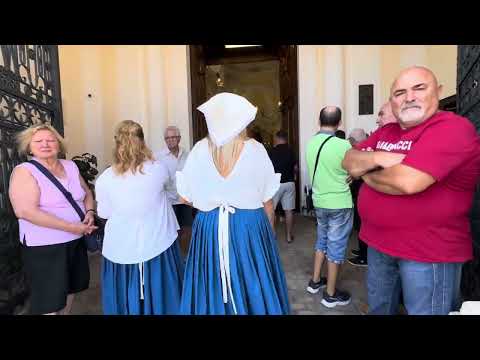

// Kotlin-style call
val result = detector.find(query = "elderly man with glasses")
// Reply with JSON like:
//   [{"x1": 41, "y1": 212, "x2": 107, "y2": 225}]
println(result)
[{"x1": 155, "y1": 126, "x2": 193, "y2": 257}]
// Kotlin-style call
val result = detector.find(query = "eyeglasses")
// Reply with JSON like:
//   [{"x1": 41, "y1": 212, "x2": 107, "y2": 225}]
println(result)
[{"x1": 165, "y1": 136, "x2": 180, "y2": 140}]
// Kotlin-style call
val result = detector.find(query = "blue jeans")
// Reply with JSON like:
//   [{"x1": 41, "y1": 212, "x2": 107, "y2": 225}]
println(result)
[
  {"x1": 367, "y1": 247, "x2": 463, "y2": 315},
  {"x1": 314, "y1": 208, "x2": 353, "y2": 264}
]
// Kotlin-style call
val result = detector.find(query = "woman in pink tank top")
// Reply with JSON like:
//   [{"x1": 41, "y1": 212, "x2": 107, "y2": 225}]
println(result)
[{"x1": 9, "y1": 124, "x2": 97, "y2": 315}]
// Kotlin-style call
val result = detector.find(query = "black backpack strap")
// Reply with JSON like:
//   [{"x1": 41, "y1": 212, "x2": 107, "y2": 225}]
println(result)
[
  {"x1": 28, "y1": 160, "x2": 85, "y2": 221},
  {"x1": 311, "y1": 135, "x2": 334, "y2": 185}
]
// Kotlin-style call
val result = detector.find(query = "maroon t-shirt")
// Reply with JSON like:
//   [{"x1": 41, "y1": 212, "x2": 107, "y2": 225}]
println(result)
[{"x1": 355, "y1": 111, "x2": 480, "y2": 263}]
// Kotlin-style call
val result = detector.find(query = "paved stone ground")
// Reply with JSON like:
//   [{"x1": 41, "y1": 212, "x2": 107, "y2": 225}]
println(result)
[
  {"x1": 71, "y1": 214, "x2": 367, "y2": 315},
  {"x1": 276, "y1": 214, "x2": 367, "y2": 315}
]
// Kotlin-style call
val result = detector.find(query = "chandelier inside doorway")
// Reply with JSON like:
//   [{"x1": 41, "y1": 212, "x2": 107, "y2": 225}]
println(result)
[{"x1": 215, "y1": 72, "x2": 224, "y2": 88}]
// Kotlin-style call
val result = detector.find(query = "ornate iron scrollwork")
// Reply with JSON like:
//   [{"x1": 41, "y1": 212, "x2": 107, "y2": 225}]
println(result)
[
  {"x1": 0, "y1": 45, "x2": 63, "y2": 133},
  {"x1": 458, "y1": 45, "x2": 480, "y2": 302}
]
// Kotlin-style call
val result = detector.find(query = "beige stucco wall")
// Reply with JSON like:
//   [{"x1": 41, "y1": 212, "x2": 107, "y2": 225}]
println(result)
[
  {"x1": 59, "y1": 45, "x2": 190, "y2": 172},
  {"x1": 344, "y1": 45, "x2": 382, "y2": 136},
  {"x1": 427, "y1": 45, "x2": 457, "y2": 97},
  {"x1": 380, "y1": 45, "x2": 456, "y2": 102}
]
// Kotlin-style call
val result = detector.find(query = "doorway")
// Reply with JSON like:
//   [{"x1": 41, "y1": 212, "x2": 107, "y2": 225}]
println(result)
[{"x1": 188, "y1": 45, "x2": 300, "y2": 209}]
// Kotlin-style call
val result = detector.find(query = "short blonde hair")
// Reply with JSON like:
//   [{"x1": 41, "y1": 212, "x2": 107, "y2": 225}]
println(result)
[
  {"x1": 16, "y1": 123, "x2": 67, "y2": 156},
  {"x1": 112, "y1": 120, "x2": 154, "y2": 175}
]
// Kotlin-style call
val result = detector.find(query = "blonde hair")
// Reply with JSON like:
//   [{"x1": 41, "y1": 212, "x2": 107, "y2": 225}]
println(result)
[
  {"x1": 208, "y1": 129, "x2": 248, "y2": 176},
  {"x1": 16, "y1": 123, "x2": 67, "y2": 156},
  {"x1": 112, "y1": 120, "x2": 153, "y2": 175}
]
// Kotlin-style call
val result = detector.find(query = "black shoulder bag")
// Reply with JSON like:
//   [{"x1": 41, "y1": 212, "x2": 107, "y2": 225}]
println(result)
[
  {"x1": 29, "y1": 159, "x2": 105, "y2": 252},
  {"x1": 305, "y1": 135, "x2": 334, "y2": 212}
]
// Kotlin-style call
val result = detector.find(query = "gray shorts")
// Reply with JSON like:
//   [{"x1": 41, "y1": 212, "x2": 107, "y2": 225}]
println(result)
[{"x1": 272, "y1": 182, "x2": 296, "y2": 211}]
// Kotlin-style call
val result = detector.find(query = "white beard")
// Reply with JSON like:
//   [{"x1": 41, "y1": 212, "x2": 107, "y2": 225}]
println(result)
[{"x1": 399, "y1": 107, "x2": 424, "y2": 123}]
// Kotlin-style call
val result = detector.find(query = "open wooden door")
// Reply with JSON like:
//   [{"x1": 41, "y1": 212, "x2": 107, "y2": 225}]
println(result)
[
  {"x1": 278, "y1": 45, "x2": 300, "y2": 210},
  {"x1": 189, "y1": 45, "x2": 208, "y2": 145},
  {"x1": 189, "y1": 45, "x2": 300, "y2": 210}
]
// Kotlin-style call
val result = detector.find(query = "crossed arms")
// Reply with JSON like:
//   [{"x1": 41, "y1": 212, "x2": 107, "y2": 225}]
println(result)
[{"x1": 342, "y1": 149, "x2": 435, "y2": 195}]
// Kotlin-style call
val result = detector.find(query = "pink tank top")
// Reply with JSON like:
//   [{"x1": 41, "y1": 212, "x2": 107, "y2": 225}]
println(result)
[{"x1": 18, "y1": 158, "x2": 86, "y2": 246}]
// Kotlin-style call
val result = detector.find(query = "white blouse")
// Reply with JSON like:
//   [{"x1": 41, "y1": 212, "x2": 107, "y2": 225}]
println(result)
[
  {"x1": 154, "y1": 146, "x2": 189, "y2": 206},
  {"x1": 95, "y1": 160, "x2": 179, "y2": 265},
  {"x1": 176, "y1": 138, "x2": 280, "y2": 211},
  {"x1": 176, "y1": 138, "x2": 280, "y2": 313}
]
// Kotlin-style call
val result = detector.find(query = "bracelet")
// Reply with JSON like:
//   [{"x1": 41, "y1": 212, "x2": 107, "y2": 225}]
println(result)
[{"x1": 86, "y1": 209, "x2": 96, "y2": 214}]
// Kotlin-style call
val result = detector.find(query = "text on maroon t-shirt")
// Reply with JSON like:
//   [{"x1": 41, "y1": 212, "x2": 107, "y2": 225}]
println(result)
[{"x1": 354, "y1": 111, "x2": 480, "y2": 263}]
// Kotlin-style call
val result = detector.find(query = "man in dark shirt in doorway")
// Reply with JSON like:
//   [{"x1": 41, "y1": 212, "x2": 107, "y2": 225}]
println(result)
[
  {"x1": 346, "y1": 128, "x2": 369, "y2": 267},
  {"x1": 269, "y1": 130, "x2": 298, "y2": 243}
]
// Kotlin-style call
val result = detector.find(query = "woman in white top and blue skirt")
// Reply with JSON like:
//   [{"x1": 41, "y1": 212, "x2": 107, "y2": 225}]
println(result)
[
  {"x1": 95, "y1": 120, "x2": 183, "y2": 315},
  {"x1": 177, "y1": 93, "x2": 290, "y2": 315}
]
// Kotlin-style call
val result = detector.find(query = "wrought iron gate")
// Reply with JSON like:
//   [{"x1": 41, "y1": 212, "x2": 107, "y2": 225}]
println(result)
[
  {"x1": 457, "y1": 45, "x2": 480, "y2": 301},
  {"x1": 0, "y1": 45, "x2": 64, "y2": 313}
]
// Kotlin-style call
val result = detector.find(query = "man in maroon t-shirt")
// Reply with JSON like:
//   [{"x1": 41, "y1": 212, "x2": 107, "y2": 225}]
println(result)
[{"x1": 342, "y1": 66, "x2": 480, "y2": 315}]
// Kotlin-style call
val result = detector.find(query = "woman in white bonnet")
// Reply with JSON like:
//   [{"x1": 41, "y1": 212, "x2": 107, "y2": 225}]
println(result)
[{"x1": 177, "y1": 93, "x2": 290, "y2": 315}]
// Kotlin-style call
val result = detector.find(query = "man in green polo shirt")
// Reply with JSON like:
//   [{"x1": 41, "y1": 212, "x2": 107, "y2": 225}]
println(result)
[{"x1": 305, "y1": 106, "x2": 353, "y2": 308}]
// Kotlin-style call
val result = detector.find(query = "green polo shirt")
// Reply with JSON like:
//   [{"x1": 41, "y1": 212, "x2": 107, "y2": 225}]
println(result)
[{"x1": 306, "y1": 133, "x2": 352, "y2": 209}]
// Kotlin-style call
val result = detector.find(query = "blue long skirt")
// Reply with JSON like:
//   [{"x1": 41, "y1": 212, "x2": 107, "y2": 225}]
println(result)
[
  {"x1": 180, "y1": 208, "x2": 290, "y2": 315},
  {"x1": 102, "y1": 241, "x2": 184, "y2": 315}
]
